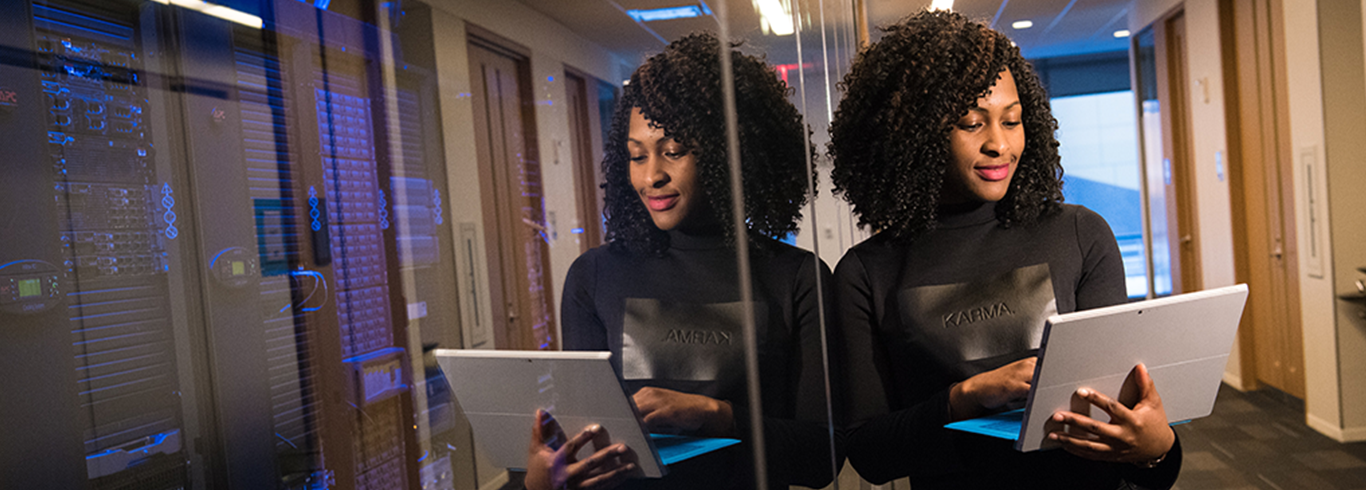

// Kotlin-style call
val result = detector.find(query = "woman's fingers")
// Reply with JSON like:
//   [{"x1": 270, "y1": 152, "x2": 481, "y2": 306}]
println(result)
[
  {"x1": 557, "y1": 424, "x2": 603, "y2": 461},
  {"x1": 569, "y1": 444, "x2": 627, "y2": 474},
  {"x1": 1076, "y1": 387, "x2": 1136, "y2": 425},
  {"x1": 1051, "y1": 409, "x2": 1125, "y2": 441},
  {"x1": 1049, "y1": 431, "x2": 1120, "y2": 461},
  {"x1": 1133, "y1": 363, "x2": 1164, "y2": 409},
  {"x1": 575, "y1": 461, "x2": 638, "y2": 490},
  {"x1": 531, "y1": 410, "x2": 567, "y2": 452}
]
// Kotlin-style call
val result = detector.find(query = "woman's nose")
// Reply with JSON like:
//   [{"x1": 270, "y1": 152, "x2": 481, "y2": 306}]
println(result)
[
  {"x1": 981, "y1": 125, "x2": 1009, "y2": 157},
  {"x1": 643, "y1": 157, "x2": 670, "y2": 187}
]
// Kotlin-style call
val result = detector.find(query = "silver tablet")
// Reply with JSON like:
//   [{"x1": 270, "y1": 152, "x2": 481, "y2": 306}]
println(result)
[
  {"x1": 435, "y1": 349, "x2": 667, "y2": 477},
  {"x1": 946, "y1": 284, "x2": 1249, "y2": 451}
]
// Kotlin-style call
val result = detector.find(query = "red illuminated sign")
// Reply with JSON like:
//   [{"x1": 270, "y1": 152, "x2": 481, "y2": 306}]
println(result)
[{"x1": 0, "y1": 88, "x2": 17, "y2": 109}]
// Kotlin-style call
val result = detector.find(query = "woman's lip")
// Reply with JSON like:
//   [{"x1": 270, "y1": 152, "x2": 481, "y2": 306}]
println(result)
[
  {"x1": 646, "y1": 194, "x2": 679, "y2": 211},
  {"x1": 975, "y1": 164, "x2": 1011, "y2": 181}
]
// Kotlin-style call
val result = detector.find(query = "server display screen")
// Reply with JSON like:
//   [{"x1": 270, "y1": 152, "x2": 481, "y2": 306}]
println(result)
[{"x1": 17, "y1": 278, "x2": 39, "y2": 298}]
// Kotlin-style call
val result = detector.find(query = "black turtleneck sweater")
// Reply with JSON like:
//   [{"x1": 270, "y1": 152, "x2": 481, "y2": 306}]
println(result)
[
  {"x1": 835, "y1": 202, "x2": 1181, "y2": 489},
  {"x1": 560, "y1": 230, "x2": 838, "y2": 489}
]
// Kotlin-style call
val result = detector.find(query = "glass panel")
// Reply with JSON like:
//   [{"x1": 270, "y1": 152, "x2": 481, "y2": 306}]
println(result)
[
  {"x1": 1133, "y1": 27, "x2": 1174, "y2": 297},
  {"x1": 1054, "y1": 90, "x2": 1149, "y2": 299},
  {"x1": 0, "y1": 1, "x2": 852, "y2": 489}
]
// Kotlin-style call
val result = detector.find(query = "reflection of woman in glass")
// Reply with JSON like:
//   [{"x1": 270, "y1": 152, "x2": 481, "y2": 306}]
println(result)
[
  {"x1": 829, "y1": 10, "x2": 1180, "y2": 490},
  {"x1": 525, "y1": 32, "x2": 836, "y2": 490}
]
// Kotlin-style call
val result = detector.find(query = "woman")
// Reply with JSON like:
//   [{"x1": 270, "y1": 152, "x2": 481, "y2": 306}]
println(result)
[
  {"x1": 828, "y1": 10, "x2": 1180, "y2": 490},
  {"x1": 524, "y1": 33, "x2": 837, "y2": 490}
]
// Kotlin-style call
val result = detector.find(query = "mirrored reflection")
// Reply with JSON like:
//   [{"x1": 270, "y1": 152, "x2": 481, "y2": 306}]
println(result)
[{"x1": 0, "y1": 0, "x2": 851, "y2": 489}]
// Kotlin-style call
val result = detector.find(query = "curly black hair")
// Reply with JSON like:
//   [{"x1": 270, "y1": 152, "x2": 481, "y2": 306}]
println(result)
[
  {"x1": 828, "y1": 9, "x2": 1063, "y2": 241},
  {"x1": 602, "y1": 32, "x2": 815, "y2": 255}
]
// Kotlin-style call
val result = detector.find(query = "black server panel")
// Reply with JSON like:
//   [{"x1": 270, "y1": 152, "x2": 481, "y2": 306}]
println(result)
[{"x1": 2, "y1": 1, "x2": 188, "y2": 488}]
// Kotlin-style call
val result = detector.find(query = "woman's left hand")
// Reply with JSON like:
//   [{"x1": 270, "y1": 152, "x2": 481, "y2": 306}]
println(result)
[
  {"x1": 632, "y1": 387, "x2": 733, "y2": 437},
  {"x1": 1046, "y1": 363, "x2": 1176, "y2": 465}
]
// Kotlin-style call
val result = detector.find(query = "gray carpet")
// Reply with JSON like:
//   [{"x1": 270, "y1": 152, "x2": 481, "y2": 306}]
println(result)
[{"x1": 1172, "y1": 384, "x2": 1366, "y2": 490}]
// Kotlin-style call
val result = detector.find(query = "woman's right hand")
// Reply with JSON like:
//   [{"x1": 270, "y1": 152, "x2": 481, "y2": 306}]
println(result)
[
  {"x1": 948, "y1": 357, "x2": 1036, "y2": 421},
  {"x1": 525, "y1": 410, "x2": 641, "y2": 490}
]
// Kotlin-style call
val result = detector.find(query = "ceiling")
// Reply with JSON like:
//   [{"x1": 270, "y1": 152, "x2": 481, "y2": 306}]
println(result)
[
  {"x1": 516, "y1": 0, "x2": 1135, "y2": 66},
  {"x1": 866, "y1": 0, "x2": 1134, "y2": 59}
]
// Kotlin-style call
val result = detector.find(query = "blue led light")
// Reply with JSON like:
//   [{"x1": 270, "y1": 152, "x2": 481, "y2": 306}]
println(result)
[
  {"x1": 308, "y1": 186, "x2": 322, "y2": 232},
  {"x1": 571, "y1": 228, "x2": 584, "y2": 234},
  {"x1": 627, "y1": 6, "x2": 703, "y2": 22},
  {"x1": 378, "y1": 189, "x2": 390, "y2": 230},
  {"x1": 431, "y1": 188, "x2": 444, "y2": 225},
  {"x1": 161, "y1": 183, "x2": 178, "y2": 240}
]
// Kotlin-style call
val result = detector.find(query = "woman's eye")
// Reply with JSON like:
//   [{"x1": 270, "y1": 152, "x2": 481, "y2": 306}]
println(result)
[
  {"x1": 629, "y1": 155, "x2": 646, "y2": 163},
  {"x1": 1003, "y1": 120, "x2": 1022, "y2": 128},
  {"x1": 957, "y1": 123, "x2": 982, "y2": 131}
]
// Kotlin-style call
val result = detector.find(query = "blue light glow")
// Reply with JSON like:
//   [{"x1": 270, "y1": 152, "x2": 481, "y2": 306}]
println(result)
[{"x1": 627, "y1": 6, "x2": 704, "y2": 22}]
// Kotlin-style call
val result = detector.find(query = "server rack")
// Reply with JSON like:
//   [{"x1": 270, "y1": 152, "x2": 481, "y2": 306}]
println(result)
[
  {"x1": 0, "y1": 1, "x2": 194, "y2": 489},
  {"x1": 0, "y1": 1, "x2": 465, "y2": 488}
]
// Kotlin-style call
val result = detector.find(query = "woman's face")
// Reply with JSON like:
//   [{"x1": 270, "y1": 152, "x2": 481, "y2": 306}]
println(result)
[
  {"x1": 942, "y1": 68, "x2": 1025, "y2": 204},
  {"x1": 628, "y1": 108, "x2": 706, "y2": 231}
]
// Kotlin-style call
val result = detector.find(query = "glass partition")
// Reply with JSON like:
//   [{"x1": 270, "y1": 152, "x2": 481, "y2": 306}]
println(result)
[{"x1": 0, "y1": 1, "x2": 856, "y2": 489}]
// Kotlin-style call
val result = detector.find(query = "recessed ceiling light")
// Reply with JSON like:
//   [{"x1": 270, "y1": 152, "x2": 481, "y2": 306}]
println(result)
[
  {"x1": 626, "y1": 6, "x2": 705, "y2": 23},
  {"x1": 930, "y1": 0, "x2": 954, "y2": 11},
  {"x1": 152, "y1": 0, "x2": 262, "y2": 28},
  {"x1": 753, "y1": 0, "x2": 794, "y2": 36},
  {"x1": 1012, "y1": 20, "x2": 1033, "y2": 29},
  {"x1": 1114, "y1": 29, "x2": 1131, "y2": 38}
]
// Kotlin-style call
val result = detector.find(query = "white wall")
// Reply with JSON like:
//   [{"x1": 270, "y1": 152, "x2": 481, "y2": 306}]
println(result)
[
  {"x1": 1283, "y1": 0, "x2": 1343, "y2": 441},
  {"x1": 1315, "y1": 0, "x2": 1366, "y2": 441}
]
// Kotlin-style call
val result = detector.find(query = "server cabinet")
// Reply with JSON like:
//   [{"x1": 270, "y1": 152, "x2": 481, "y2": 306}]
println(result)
[
  {"x1": 0, "y1": 1, "x2": 465, "y2": 489},
  {"x1": 1, "y1": 1, "x2": 193, "y2": 489}
]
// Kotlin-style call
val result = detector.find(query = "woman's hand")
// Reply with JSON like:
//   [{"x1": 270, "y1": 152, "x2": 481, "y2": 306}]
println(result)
[
  {"x1": 525, "y1": 410, "x2": 641, "y2": 490},
  {"x1": 949, "y1": 357, "x2": 1036, "y2": 421},
  {"x1": 631, "y1": 387, "x2": 734, "y2": 437},
  {"x1": 1047, "y1": 363, "x2": 1176, "y2": 465}
]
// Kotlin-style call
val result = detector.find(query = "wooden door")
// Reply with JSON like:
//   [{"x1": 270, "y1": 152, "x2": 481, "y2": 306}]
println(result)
[
  {"x1": 565, "y1": 71, "x2": 604, "y2": 253},
  {"x1": 1221, "y1": 0, "x2": 1305, "y2": 398},
  {"x1": 467, "y1": 38, "x2": 557, "y2": 351}
]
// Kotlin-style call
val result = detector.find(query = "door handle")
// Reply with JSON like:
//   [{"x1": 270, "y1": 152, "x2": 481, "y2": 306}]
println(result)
[{"x1": 508, "y1": 301, "x2": 518, "y2": 323}]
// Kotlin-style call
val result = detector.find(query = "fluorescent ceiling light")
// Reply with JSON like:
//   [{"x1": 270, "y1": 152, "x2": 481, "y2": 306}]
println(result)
[
  {"x1": 1113, "y1": 29, "x2": 1131, "y2": 38},
  {"x1": 929, "y1": 0, "x2": 954, "y2": 11},
  {"x1": 151, "y1": 0, "x2": 263, "y2": 29},
  {"x1": 752, "y1": 0, "x2": 794, "y2": 36},
  {"x1": 626, "y1": 6, "x2": 704, "y2": 23},
  {"x1": 1011, "y1": 20, "x2": 1033, "y2": 29}
]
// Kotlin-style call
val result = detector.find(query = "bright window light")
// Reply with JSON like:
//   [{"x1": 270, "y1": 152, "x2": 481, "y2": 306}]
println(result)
[
  {"x1": 930, "y1": 0, "x2": 954, "y2": 11},
  {"x1": 752, "y1": 0, "x2": 794, "y2": 36},
  {"x1": 1012, "y1": 20, "x2": 1033, "y2": 29},
  {"x1": 626, "y1": 6, "x2": 704, "y2": 23},
  {"x1": 151, "y1": 0, "x2": 263, "y2": 29},
  {"x1": 1114, "y1": 29, "x2": 1131, "y2": 38}
]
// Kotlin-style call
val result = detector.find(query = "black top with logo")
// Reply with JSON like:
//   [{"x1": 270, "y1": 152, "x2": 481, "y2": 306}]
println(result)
[
  {"x1": 835, "y1": 202, "x2": 1181, "y2": 490},
  {"x1": 561, "y1": 230, "x2": 836, "y2": 490}
]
